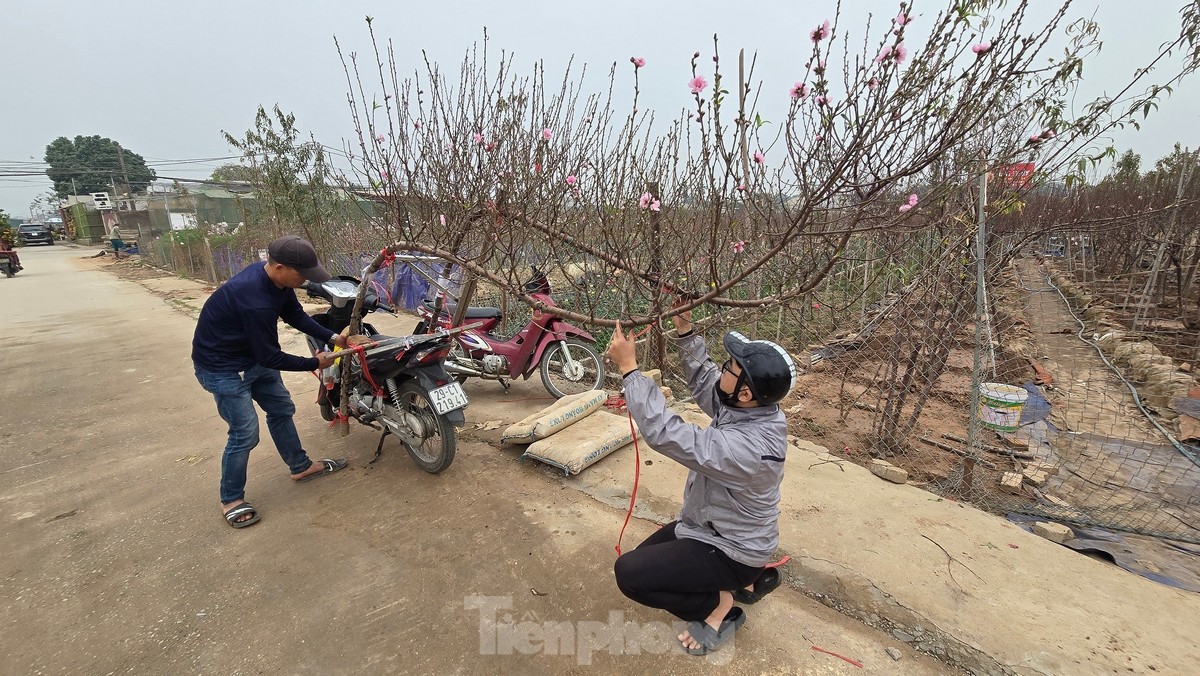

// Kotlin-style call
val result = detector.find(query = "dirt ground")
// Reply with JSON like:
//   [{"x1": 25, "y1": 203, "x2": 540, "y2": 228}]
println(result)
[{"x1": 0, "y1": 245, "x2": 954, "y2": 675}]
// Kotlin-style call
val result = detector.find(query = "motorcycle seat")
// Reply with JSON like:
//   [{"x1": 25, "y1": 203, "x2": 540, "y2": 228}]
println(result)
[{"x1": 423, "y1": 299, "x2": 502, "y2": 320}]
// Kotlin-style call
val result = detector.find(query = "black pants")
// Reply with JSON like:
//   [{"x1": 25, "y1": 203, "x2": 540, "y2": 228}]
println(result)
[{"x1": 613, "y1": 521, "x2": 763, "y2": 622}]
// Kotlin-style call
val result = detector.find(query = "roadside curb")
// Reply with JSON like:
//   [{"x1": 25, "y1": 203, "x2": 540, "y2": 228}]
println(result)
[{"x1": 780, "y1": 551, "x2": 1006, "y2": 674}]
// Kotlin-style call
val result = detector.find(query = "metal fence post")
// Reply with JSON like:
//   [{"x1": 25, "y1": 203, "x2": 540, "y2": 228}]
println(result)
[{"x1": 964, "y1": 162, "x2": 990, "y2": 492}]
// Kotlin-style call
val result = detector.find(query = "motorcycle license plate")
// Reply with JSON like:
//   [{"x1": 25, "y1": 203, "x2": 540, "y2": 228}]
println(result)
[{"x1": 429, "y1": 382, "x2": 469, "y2": 415}]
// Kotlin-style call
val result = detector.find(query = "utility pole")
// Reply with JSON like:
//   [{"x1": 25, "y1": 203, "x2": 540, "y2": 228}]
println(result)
[
  {"x1": 116, "y1": 142, "x2": 131, "y2": 205},
  {"x1": 110, "y1": 172, "x2": 123, "y2": 234}
]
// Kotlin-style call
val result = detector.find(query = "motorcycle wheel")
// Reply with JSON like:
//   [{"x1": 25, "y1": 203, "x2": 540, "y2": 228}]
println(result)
[
  {"x1": 388, "y1": 379, "x2": 456, "y2": 474},
  {"x1": 539, "y1": 338, "x2": 604, "y2": 399}
]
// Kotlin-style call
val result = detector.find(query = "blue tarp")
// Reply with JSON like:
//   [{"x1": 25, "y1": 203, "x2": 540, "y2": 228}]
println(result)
[{"x1": 1019, "y1": 381, "x2": 1052, "y2": 426}]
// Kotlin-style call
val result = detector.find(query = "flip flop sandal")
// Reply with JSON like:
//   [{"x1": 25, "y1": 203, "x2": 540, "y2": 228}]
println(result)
[
  {"x1": 224, "y1": 503, "x2": 260, "y2": 529},
  {"x1": 733, "y1": 567, "x2": 782, "y2": 604},
  {"x1": 683, "y1": 607, "x2": 746, "y2": 656},
  {"x1": 296, "y1": 458, "x2": 348, "y2": 482}
]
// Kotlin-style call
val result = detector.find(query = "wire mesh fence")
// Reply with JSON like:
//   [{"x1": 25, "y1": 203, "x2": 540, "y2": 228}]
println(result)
[{"x1": 716, "y1": 229, "x2": 1200, "y2": 545}]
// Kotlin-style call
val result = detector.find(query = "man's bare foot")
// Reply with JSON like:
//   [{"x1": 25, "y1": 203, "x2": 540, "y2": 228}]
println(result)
[
  {"x1": 222, "y1": 500, "x2": 253, "y2": 524},
  {"x1": 679, "y1": 590, "x2": 735, "y2": 651}
]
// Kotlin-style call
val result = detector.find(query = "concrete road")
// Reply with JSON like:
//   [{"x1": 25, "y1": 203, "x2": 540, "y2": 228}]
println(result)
[{"x1": 0, "y1": 244, "x2": 954, "y2": 675}]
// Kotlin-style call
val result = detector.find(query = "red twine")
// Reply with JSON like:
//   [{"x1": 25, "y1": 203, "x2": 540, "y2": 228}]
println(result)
[
  {"x1": 614, "y1": 405, "x2": 641, "y2": 557},
  {"x1": 811, "y1": 646, "x2": 863, "y2": 668}
]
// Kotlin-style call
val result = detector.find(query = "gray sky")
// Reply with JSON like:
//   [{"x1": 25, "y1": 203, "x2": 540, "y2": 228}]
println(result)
[{"x1": 3, "y1": 0, "x2": 1193, "y2": 217}]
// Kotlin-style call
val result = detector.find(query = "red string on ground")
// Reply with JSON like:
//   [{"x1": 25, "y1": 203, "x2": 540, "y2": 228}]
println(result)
[
  {"x1": 603, "y1": 394, "x2": 628, "y2": 412},
  {"x1": 811, "y1": 646, "x2": 863, "y2": 668},
  {"x1": 765, "y1": 554, "x2": 791, "y2": 569}
]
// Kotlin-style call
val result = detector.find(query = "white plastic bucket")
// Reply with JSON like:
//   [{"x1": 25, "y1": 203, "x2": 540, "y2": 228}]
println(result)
[{"x1": 978, "y1": 383, "x2": 1028, "y2": 432}]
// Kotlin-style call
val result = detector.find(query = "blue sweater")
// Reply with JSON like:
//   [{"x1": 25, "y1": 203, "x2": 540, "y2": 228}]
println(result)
[{"x1": 192, "y1": 263, "x2": 335, "y2": 372}]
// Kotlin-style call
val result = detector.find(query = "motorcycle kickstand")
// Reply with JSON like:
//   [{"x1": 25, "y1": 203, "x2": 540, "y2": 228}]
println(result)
[
  {"x1": 371, "y1": 428, "x2": 391, "y2": 464},
  {"x1": 499, "y1": 378, "x2": 512, "y2": 393}
]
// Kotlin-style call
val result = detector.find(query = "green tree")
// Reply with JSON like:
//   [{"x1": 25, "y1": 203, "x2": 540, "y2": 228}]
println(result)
[
  {"x1": 43, "y1": 135, "x2": 156, "y2": 197},
  {"x1": 210, "y1": 163, "x2": 257, "y2": 183},
  {"x1": 1108, "y1": 149, "x2": 1142, "y2": 184},
  {"x1": 223, "y1": 105, "x2": 343, "y2": 243}
]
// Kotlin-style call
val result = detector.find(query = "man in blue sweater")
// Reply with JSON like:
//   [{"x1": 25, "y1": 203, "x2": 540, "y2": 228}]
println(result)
[{"x1": 193, "y1": 236, "x2": 350, "y2": 528}]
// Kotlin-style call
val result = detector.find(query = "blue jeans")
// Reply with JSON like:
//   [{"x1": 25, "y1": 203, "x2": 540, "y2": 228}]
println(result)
[{"x1": 195, "y1": 365, "x2": 314, "y2": 503}]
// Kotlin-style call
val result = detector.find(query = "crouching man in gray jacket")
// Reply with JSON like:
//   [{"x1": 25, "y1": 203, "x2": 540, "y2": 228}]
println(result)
[{"x1": 608, "y1": 309, "x2": 797, "y2": 656}]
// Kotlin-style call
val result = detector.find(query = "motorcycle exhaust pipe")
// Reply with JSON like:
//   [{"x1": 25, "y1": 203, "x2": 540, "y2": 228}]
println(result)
[{"x1": 445, "y1": 361, "x2": 485, "y2": 378}]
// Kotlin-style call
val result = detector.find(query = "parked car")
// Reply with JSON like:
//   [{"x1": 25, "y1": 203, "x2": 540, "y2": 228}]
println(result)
[{"x1": 17, "y1": 223, "x2": 54, "y2": 246}]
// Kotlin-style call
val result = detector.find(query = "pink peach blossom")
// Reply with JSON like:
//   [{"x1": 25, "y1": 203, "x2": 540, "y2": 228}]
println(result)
[
  {"x1": 542, "y1": 128, "x2": 552, "y2": 141},
  {"x1": 630, "y1": 56, "x2": 646, "y2": 68},
  {"x1": 894, "y1": 43, "x2": 908, "y2": 64},
  {"x1": 753, "y1": 151, "x2": 765, "y2": 165},
  {"x1": 898, "y1": 204, "x2": 912, "y2": 213},
  {"x1": 534, "y1": 162, "x2": 542, "y2": 173},
  {"x1": 790, "y1": 82, "x2": 809, "y2": 100},
  {"x1": 439, "y1": 214, "x2": 446, "y2": 226},
  {"x1": 810, "y1": 20, "x2": 831, "y2": 43},
  {"x1": 732, "y1": 240, "x2": 746, "y2": 254},
  {"x1": 566, "y1": 175, "x2": 578, "y2": 186},
  {"x1": 972, "y1": 41, "x2": 992, "y2": 55},
  {"x1": 639, "y1": 192, "x2": 652, "y2": 209},
  {"x1": 895, "y1": 11, "x2": 910, "y2": 27},
  {"x1": 473, "y1": 133, "x2": 484, "y2": 145},
  {"x1": 908, "y1": 193, "x2": 919, "y2": 206},
  {"x1": 868, "y1": 77, "x2": 880, "y2": 90},
  {"x1": 689, "y1": 76, "x2": 708, "y2": 94},
  {"x1": 650, "y1": 199, "x2": 661, "y2": 212}
]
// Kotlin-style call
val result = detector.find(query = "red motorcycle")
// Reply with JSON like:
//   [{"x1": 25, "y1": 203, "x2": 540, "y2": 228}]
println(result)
[{"x1": 415, "y1": 267, "x2": 605, "y2": 399}]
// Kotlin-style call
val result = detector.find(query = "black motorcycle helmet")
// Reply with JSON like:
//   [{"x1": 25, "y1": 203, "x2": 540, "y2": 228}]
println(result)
[{"x1": 722, "y1": 331, "x2": 797, "y2": 406}]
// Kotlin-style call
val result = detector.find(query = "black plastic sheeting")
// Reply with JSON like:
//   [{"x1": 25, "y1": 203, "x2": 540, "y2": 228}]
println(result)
[{"x1": 1007, "y1": 513, "x2": 1200, "y2": 593}]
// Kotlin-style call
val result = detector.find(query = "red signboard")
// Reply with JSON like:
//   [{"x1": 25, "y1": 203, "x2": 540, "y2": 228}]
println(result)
[{"x1": 994, "y1": 163, "x2": 1035, "y2": 190}]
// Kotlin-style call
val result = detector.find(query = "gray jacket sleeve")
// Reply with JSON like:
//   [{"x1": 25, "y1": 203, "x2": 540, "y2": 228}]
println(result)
[
  {"x1": 623, "y1": 373, "x2": 763, "y2": 485},
  {"x1": 677, "y1": 333, "x2": 722, "y2": 418}
]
